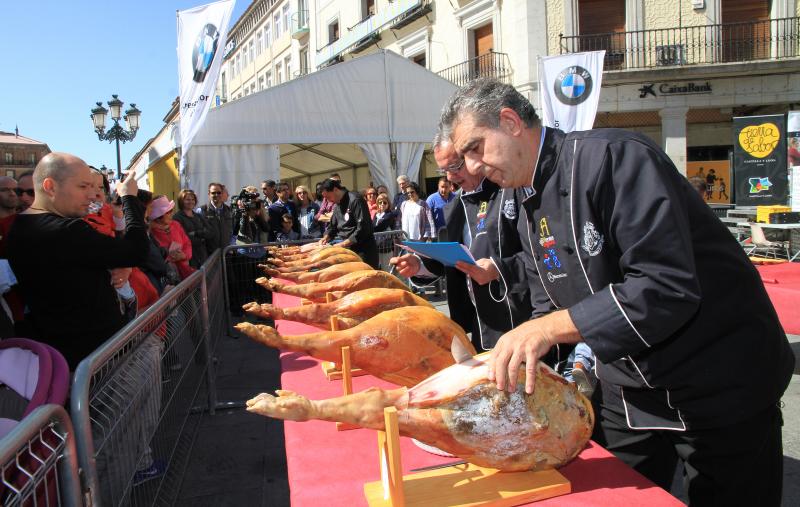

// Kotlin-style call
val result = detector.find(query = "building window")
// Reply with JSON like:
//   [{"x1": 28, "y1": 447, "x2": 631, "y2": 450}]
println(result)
[
  {"x1": 4, "y1": 153, "x2": 11, "y2": 164},
  {"x1": 236, "y1": 53, "x2": 242, "y2": 75},
  {"x1": 249, "y1": 40, "x2": 254, "y2": 63},
  {"x1": 265, "y1": 23, "x2": 271, "y2": 46},
  {"x1": 285, "y1": 56, "x2": 292, "y2": 79},
  {"x1": 328, "y1": 19, "x2": 339, "y2": 43},
  {"x1": 276, "y1": 62, "x2": 283, "y2": 84},
  {"x1": 250, "y1": 83, "x2": 256, "y2": 94},
  {"x1": 283, "y1": 4, "x2": 290, "y2": 33},
  {"x1": 266, "y1": 71, "x2": 272, "y2": 87},
  {"x1": 29, "y1": 153, "x2": 35, "y2": 164},
  {"x1": 256, "y1": 30, "x2": 262, "y2": 56},
  {"x1": 364, "y1": 0, "x2": 376, "y2": 18},
  {"x1": 259, "y1": 75, "x2": 265, "y2": 90},
  {"x1": 299, "y1": 47, "x2": 309, "y2": 75},
  {"x1": 274, "y1": 13, "x2": 281, "y2": 38},
  {"x1": 222, "y1": 71, "x2": 227, "y2": 99}
]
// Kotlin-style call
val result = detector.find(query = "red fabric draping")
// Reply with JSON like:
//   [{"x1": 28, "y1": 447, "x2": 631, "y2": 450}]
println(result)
[
  {"x1": 757, "y1": 263, "x2": 800, "y2": 335},
  {"x1": 272, "y1": 291, "x2": 682, "y2": 507}
]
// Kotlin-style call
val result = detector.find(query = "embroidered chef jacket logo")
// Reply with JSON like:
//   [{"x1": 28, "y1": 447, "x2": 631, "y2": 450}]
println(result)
[
  {"x1": 502, "y1": 199, "x2": 517, "y2": 220},
  {"x1": 581, "y1": 221, "x2": 604, "y2": 256},
  {"x1": 476, "y1": 201, "x2": 488, "y2": 230},
  {"x1": 538, "y1": 217, "x2": 562, "y2": 270},
  {"x1": 547, "y1": 272, "x2": 568, "y2": 283},
  {"x1": 344, "y1": 212, "x2": 350, "y2": 221}
]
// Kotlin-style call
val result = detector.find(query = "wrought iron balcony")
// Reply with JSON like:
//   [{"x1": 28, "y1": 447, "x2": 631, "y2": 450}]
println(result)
[
  {"x1": 291, "y1": 10, "x2": 309, "y2": 39},
  {"x1": 560, "y1": 17, "x2": 800, "y2": 71},
  {"x1": 436, "y1": 51, "x2": 512, "y2": 87}
]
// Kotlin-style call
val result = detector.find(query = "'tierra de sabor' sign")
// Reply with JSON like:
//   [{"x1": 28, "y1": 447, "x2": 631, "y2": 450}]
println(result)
[{"x1": 637, "y1": 82, "x2": 712, "y2": 98}]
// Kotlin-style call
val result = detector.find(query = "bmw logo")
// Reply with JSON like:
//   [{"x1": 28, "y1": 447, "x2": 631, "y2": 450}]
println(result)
[
  {"x1": 192, "y1": 23, "x2": 220, "y2": 83},
  {"x1": 553, "y1": 66, "x2": 593, "y2": 106}
]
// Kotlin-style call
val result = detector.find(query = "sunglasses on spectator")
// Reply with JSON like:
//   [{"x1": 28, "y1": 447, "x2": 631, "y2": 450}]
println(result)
[
  {"x1": 366, "y1": 192, "x2": 376, "y2": 196},
  {"x1": 377, "y1": 200, "x2": 389, "y2": 205},
  {"x1": 210, "y1": 191, "x2": 222, "y2": 195},
  {"x1": 296, "y1": 190, "x2": 307, "y2": 194},
  {"x1": 14, "y1": 188, "x2": 34, "y2": 197},
  {"x1": 405, "y1": 190, "x2": 417, "y2": 196}
]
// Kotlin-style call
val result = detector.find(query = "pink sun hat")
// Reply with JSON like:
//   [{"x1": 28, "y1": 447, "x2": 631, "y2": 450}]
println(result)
[{"x1": 149, "y1": 196, "x2": 175, "y2": 220}]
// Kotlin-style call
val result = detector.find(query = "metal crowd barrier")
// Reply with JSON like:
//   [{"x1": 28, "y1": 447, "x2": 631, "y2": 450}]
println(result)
[
  {"x1": 70, "y1": 261, "x2": 216, "y2": 507},
  {"x1": 0, "y1": 405, "x2": 81, "y2": 506}
]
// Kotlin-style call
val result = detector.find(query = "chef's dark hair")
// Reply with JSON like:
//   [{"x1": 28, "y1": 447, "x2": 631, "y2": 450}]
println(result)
[
  {"x1": 439, "y1": 78, "x2": 540, "y2": 136},
  {"x1": 320, "y1": 178, "x2": 344, "y2": 192}
]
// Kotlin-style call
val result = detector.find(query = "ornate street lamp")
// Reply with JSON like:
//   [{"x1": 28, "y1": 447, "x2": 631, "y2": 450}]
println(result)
[{"x1": 90, "y1": 95, "x2": 141, "y2": 180}]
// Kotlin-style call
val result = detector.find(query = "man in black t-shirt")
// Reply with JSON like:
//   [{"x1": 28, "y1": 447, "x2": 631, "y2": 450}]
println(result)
[{"x1": 7, "y1": 153, "x2": 149, "y2": 369}]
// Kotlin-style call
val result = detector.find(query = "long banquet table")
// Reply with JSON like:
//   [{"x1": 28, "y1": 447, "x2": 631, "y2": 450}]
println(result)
[{"x1": 271, "y1": 291, "x2": 683, "y2": 506}]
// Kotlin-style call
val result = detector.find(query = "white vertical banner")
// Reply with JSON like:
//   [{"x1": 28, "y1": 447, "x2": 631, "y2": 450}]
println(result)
[
  {"x1": 177, "y1": 0, "x2": 236, "y2": 177},
  {"x1": 538, "y1": 51, "x2": 605, "y2": 133}
]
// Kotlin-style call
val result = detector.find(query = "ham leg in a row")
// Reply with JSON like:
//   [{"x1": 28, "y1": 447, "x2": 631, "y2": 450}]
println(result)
[
  {"x1": 247, "y1": 351, "x2": 594, "y2": 472},
  {"x1": 236, "y1": 306, "x2": 476, "y2": 387},
  {"x1": 243, "y1": 288, "x2": 432, "y2": 329},
  {"x1": 257, "y1": 270, "x2": 409, "y2": 302},
  {"x1": 259, "y1": 261, "x2": 372, "y2": 284},
  {"x1": 267, "y1": 246, "x2": 356, "y2": 267}
]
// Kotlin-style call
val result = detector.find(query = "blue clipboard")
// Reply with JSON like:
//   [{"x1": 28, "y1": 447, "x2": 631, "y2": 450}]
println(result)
[{"x1": 399, "y1": 241, "x2": 476, "y2": 267}]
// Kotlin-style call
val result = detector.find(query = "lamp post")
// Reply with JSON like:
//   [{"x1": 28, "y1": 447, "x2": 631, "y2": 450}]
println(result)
[{"x1": 90, "y1": 95, "x2": 141, "y2": 180}]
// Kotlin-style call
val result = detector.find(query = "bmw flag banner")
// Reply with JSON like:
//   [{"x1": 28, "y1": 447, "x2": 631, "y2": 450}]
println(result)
[
  {"x1": 538, "y1": 51, "x2": 605, "y2": 133},
  {"x1": 177, "y1": 0, "x2": 235, "y2": 174}
]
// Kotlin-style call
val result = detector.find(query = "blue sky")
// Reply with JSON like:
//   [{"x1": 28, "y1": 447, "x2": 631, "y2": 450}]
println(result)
[{"x1": 1, "y1": 0, "x2": 248, "y2": 173}]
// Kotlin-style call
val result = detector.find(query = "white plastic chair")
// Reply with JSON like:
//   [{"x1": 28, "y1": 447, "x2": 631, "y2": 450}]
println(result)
[{"x1": 748, "y1": 223, "x2": 791, "y2": 259}]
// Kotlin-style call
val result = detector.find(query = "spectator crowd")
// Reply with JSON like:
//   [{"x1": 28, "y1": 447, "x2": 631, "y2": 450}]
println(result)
[{"x1": 0, "y1": 154, "x2": 453, "y2": 372}]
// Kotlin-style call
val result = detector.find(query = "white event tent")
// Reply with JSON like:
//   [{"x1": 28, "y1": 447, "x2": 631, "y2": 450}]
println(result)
[{"x1": 186, "y1": 50, "x2": 458, "y2": 197}]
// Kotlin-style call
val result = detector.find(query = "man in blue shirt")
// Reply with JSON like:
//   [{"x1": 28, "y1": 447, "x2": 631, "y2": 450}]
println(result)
[{"x1": 425, "y1": 176, "x2": 454, "y2": 233}]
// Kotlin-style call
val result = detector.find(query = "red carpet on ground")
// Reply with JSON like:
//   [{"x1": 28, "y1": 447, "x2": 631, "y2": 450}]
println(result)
[
  {"x1": 271, "y1": 291, "x2": 682, "y2": 506},
  {"x1": 757, "y1": 263, "x2": 800, "y2": 335}
]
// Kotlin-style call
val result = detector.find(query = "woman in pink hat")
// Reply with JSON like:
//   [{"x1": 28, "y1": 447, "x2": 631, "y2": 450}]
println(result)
[{"x1": 149, "y1": 195, "x2": 195, "y2": 280}]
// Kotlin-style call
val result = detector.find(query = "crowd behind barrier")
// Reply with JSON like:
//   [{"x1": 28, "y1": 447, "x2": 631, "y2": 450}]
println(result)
[{"x1": 0, "y1": 229, "x2": 413, "y2": 507}]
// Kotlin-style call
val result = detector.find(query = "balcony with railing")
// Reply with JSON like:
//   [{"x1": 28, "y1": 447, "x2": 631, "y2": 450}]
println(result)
[
  {"x1": 436, "y1": 51, "x2": 513, "y2": 87},
  {"x1": 291, "y1": 10, "x2": 309, "y2": 39},
  {"x1": 560, "y1": 17, "x2": 800, "y2": 71}
]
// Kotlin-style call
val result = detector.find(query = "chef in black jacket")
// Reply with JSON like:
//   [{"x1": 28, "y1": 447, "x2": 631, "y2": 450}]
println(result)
[
  {"x1": 391, "y1": 140, "x2": 531, "y2": 351},
  {"x1": 439, "y1": 78, "x2": 794, "y2": 506},
  {"x1": 318, "y1": 178, "x2": 379, "y2": 268}
]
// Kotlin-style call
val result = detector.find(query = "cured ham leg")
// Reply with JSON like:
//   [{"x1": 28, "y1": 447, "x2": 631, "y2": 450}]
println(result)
[
  {"x1": 257, "y1": 270, "x2": 409, "y2": 302},
  {"x1": 259, "y1": 261, "x2": 372, "y2": 284},
  {"x1": 247, "y1": 354, "x2": 594, "y2": 472},
  {"x1": 268, "y1": 246, "x2": 356, "y2": 267},
  {"x1": 235, "y1": 306, "x2": 476, "y2": 386},
  {"x1": 266, "y1": 253, "x2": 364, "y2": 274},
  {"x1": 243, "y1": 288, "x2": 432, "y2": 329}
]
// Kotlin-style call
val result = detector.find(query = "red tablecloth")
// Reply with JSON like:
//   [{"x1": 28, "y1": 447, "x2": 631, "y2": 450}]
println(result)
[
  {"x1": 272, "y1": 291, "x2": 683, "y2": 506},
  {"x1": 757, "y1": 263, "x2": 800, "y2": 334}
]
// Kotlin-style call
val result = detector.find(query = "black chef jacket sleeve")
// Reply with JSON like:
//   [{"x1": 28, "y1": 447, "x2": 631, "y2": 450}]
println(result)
[
  {"x1": 567, "y1": 138, "x2": 702, "y2": 363},
  {"x1": 345, "y1": 196, "x2": 372, "y2": 246}
]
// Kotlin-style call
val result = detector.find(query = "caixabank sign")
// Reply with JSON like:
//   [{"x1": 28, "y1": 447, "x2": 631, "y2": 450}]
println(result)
[{"x1": 733, "y1": 114, "x2": 788, "y2": 206}]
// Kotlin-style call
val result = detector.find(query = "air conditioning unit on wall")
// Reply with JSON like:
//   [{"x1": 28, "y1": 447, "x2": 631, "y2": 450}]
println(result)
[{"x1": 656, "y1": 44, "x2": 686, "y2": 66}]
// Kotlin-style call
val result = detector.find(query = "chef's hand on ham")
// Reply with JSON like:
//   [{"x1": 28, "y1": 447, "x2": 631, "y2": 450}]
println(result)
[
  {"x1": 389, "y1": 253, "x2": 420, "y2": 277},
  {"x1": 455, "y1": 258, "x2": 499, "y2": 285},
  {"x1": 489, "y1": 310, "x2": 583, "y2": 394}
]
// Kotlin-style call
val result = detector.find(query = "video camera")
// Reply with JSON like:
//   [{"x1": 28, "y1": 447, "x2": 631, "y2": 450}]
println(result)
[{"x1": 234, "y1": 188, "x2": 262, "y2": 211}]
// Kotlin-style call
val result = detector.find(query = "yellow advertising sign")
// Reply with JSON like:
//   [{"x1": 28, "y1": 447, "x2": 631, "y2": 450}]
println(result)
[
  {"x1": 686, "y1": 160, "x2": 731, "y2": 204},
  {"x1": 737, "y1": 123, "x2": 780, "y2": 158}
]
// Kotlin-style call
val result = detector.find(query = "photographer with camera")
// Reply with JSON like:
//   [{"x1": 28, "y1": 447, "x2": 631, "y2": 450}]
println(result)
[{"x1": 232, "y1": 185, "x2": 269, "y2": 245}]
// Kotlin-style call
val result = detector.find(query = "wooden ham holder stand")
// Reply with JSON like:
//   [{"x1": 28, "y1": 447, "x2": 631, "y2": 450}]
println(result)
[
  {"x1": 363, "y1": 407, "x2": 572, "y2": 507},
  {"x1": 317, "y1": 292, "x2": 366, "y2": 381}
]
